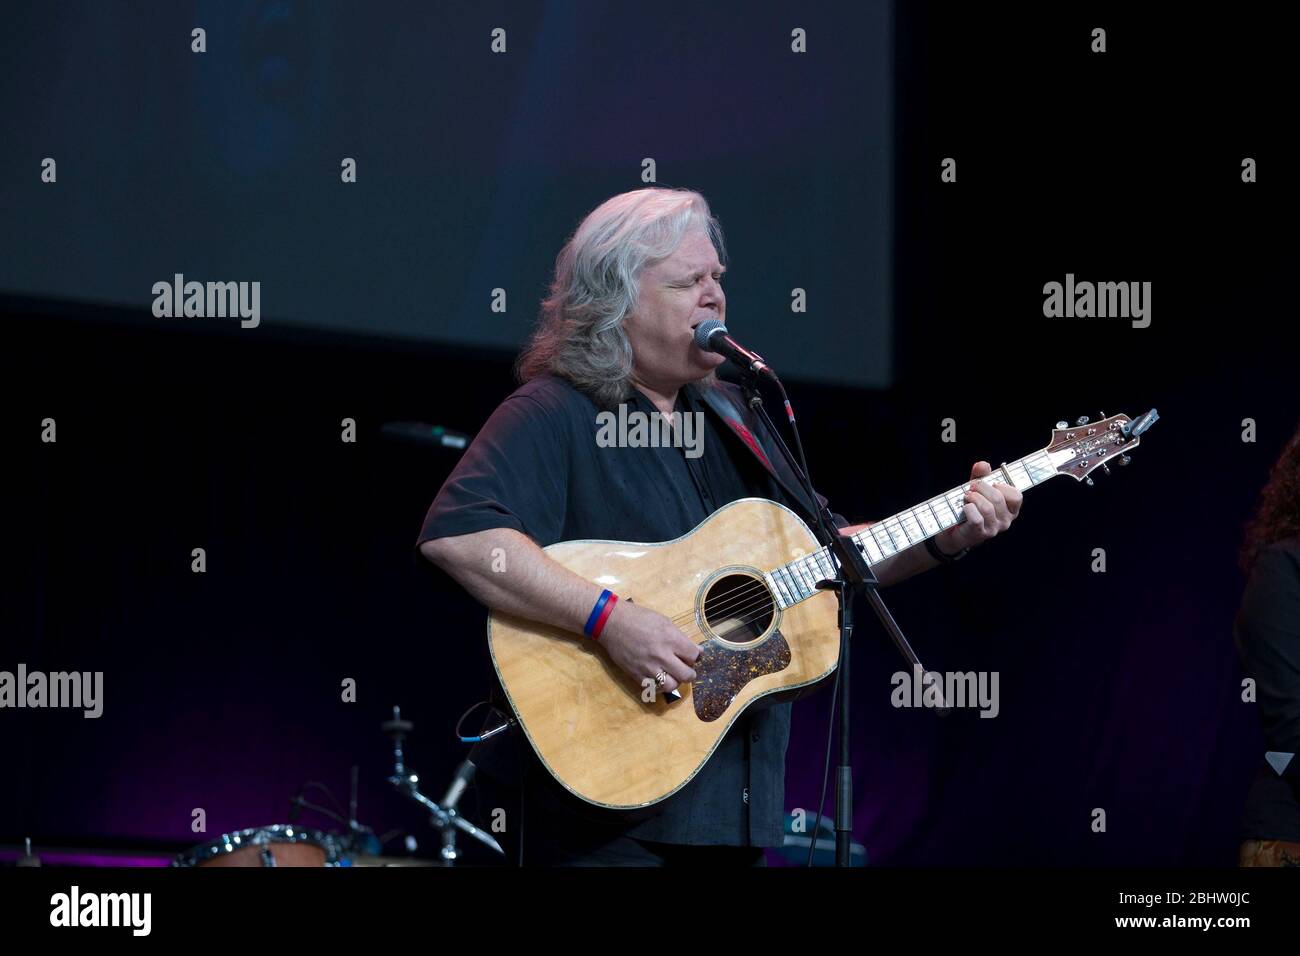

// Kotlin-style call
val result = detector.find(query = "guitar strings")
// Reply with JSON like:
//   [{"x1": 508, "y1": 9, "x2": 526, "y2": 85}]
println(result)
[
  {"x1": 663, "y1": 549, "x2": 850, "y2": 631},
  {"x1": 671, "y1": 578, "x2": 764, "y2": 622},
  {"x1": 680, "y1": 599, "x2": 785, "y2": 644},
  {"x1": 663, "y1": 494, "x2": 989, "y2": 630},
  {"x1": 662, "y1": 522, "x2": 934, "y2": 628},
  {"x1": 664, "y1": 545, "x2": 853, "y2": 629},
  {"x1": 659, "y1": 529, "x2": 934, "y2": 635},
  {"x1": 626, "y1": 468, "x2": 1042, "y2": 647},
  {"x1": 662, "y1": 575, "x2": 814, "y2": 640},
  {"x1": 668, "y1": 579, "x2": 771, "y2": 628}
]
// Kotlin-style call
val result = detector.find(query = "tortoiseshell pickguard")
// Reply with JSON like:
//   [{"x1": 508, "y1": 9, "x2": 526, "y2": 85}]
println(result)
[{"x1": 691, "y1": 631, "x2": 791, "y2": 721}]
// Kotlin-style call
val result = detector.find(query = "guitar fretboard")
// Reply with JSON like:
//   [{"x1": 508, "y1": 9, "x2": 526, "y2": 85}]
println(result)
[{"x1": 765, "y1": 450, "x2": 1058, "y2": 609}]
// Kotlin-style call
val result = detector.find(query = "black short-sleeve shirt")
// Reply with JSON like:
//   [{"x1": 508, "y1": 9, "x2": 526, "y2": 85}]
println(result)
[{"x1": 415, "y1": 374, "x2": 846, "y2": 848}]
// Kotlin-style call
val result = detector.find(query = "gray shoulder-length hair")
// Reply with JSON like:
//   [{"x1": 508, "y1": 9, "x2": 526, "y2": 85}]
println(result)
[{"x1": 517, "y1": 187, "x2": 727, "y2": 409}]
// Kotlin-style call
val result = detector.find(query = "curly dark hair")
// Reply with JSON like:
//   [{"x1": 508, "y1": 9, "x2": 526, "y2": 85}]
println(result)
[{"x1": 1240, "y1": 422, "x2": 1300, "y2": 573}]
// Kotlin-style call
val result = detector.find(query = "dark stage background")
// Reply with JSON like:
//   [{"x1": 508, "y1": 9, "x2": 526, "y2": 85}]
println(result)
[
  {"x1": 3, "y1": 3, "x2": 1294, "y2": 866},
  {"x1": 0, "y1": 0, "x2": 891, "y2": 389}
]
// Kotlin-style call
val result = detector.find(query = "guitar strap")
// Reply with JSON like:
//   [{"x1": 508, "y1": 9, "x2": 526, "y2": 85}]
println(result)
[{"x1": 698, "y1": 381, "x2": 831, "y2": 527}]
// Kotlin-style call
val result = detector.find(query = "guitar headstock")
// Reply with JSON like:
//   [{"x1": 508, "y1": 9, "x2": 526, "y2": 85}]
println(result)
[{"x1": 1044, "y1": 409, "x2": 1158, "y2": 484}]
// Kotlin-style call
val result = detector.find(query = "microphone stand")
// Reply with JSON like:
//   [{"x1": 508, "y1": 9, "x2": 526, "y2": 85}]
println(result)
[{"x1": 737, "y1": 371, "x2": 940, "y2": 867}]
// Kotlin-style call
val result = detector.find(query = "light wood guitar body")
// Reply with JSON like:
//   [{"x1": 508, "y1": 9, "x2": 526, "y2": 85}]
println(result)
[{"x1": 489, "y1": 498, "x2": 839, "y2": 809}]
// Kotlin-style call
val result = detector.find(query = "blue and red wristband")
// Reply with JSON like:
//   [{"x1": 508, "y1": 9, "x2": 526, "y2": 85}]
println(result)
[{"x1": 584, "y1": 589, "x2": 619, "y2": 641}]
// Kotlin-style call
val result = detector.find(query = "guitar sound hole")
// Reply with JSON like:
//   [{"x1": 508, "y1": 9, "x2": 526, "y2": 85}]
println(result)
[{"x1": 702, "y1": 573, "x2": 774, "y2": 644}]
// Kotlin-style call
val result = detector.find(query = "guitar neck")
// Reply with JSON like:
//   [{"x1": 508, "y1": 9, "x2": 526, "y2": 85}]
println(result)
[{"x1": 766, "y1": 448, "x2": 1060, "y2": 609}]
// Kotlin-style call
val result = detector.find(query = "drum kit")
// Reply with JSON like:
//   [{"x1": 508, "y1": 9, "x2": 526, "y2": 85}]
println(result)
[{"x1": 172, "y1": 706, "x2": 503, "y2": 868}]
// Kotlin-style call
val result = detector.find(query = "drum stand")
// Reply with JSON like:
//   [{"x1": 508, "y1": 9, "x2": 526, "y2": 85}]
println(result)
[{"x1": 382, "y1": 706, "x2": 503, "y2": 864}]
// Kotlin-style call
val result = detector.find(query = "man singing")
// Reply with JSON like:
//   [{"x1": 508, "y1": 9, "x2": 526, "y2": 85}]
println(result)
[{"x1": 416, "y1": 187, "x2": 1021, "y2": 865}]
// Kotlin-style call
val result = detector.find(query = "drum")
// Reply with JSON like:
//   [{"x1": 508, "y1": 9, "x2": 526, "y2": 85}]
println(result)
[{"x1": 173, "y1": 825, "x2": 344, "y2": 867}]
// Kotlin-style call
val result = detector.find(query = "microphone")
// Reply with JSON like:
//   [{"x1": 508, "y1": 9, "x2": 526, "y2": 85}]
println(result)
[
  {"x1": 693, "y1": 319, "x2": 777, "y2": 380},
  {"x1": 381, "y1": 421, "x2": 471, "y2": 449},
  {"x1": 440, "y1": 758, "x2": 477, "y2": 813}
]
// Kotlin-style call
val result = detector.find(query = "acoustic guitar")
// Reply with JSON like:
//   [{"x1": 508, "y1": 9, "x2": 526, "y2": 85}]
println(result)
[{"x1": 488, "y1": 410, "x2": 1158, "y2": 808}]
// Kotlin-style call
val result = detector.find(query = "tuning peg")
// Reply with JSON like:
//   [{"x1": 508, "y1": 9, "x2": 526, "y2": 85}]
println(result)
[
  {"x1": 1101, "y1": 463, "x2": 1111, "y2": 475},
  {"x1": 1055, "y1": 420, "x2": 1068, "y2": 429},
  {"x1": 1119, "y1": 454, "x2": 1131, "y2": 466},
  {"x1": 1084, "y1": 476, "x2": 1095, "y2": 486},
  {"x1": 1075, "y1": 416, "x2": 1090, "y2": 426}
]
